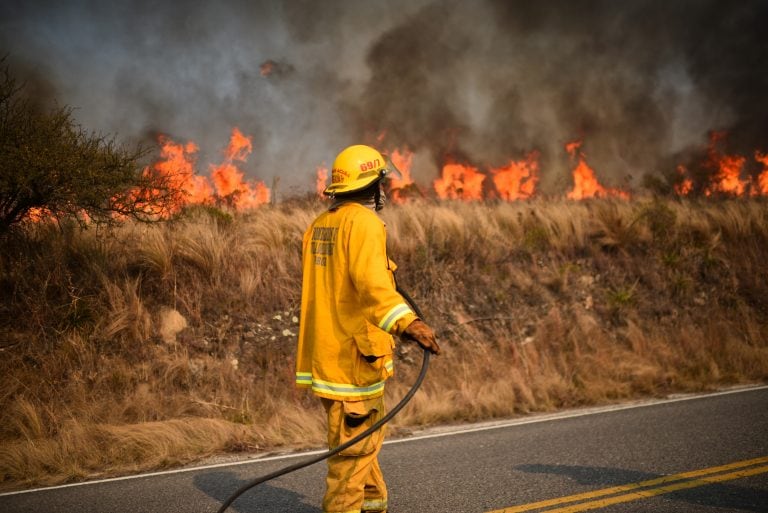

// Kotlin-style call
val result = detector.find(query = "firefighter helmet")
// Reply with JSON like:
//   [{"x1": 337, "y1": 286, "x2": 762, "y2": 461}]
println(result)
[{"x1": 324, "y1": 145, "x2": 395, "y2": 196}]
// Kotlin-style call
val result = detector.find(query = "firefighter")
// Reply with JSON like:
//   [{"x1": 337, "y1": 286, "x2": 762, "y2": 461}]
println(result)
[{"x1": 296, "y1": 144, "x2": 440, "y2": 513}]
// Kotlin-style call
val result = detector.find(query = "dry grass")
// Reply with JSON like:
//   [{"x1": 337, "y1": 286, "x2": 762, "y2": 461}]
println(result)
[{"x1": 1, "y1": 197, "x2": 767, "y2": 489}]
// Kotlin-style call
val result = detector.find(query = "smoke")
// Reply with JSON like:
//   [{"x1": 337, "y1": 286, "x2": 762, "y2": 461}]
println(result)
[
  {"x1": 355, "y1": 0, "x2": 768, "y2": 191},
  {"x1": 1, "y1": 0, "x2": 767, "y2": 194}
]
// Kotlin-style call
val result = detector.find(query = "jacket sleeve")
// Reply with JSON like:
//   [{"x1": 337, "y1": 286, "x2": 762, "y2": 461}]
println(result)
[{"x1": 346, "y1": 211, "x2": 417, "y2": 335}]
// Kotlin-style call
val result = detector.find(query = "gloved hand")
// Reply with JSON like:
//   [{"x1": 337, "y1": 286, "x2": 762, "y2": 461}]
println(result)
[{"x1": 402, "y1": 319, "x2": 441, "y2": 355}]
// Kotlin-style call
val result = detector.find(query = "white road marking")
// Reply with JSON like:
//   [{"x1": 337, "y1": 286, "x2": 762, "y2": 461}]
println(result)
[
  {"x1": 388, "y1": 384, "x2": 768, "y2": 444},
  {"x1": 2, "y1": 384, "x2": 765, "y2": 497}
]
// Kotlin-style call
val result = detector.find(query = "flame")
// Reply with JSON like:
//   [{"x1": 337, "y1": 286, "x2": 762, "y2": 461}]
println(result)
[
  {"x1": 27, "y1": 121, "x2": 768, "y2": 227},
  {"x1": 316, "y1": 166, "x2": 328, "y2": 197},
  {"x1": 387, "y1": 148, "x2": 417, "y2": 203},
  {"x1": 755, "y1": 151, "x2": 768, "y2": 195},
  {"x1": 154, "y1": 136, "x2": 212, "y2": 207},
  {"x1": 491, "y1": 151, "x2": 540, "y2": 201},
  {"x1": 703, "y1": 132, "x2": 748, "y2": 197},
  {"x1": 26, "y1": 207, "x2": 53, "y2": 222},
  {"x1": 433, "y1": 161, "x2": 485, "y2": 200},
  {"x1": 131, "y1": 135, "x2": 211, "y2": 217},
  {"x1": 565, "y1": 140, "x2": 629, "y2": 200},
  {"x1": 210, "y1": 127, "x2": 270, "y2": 209},
  {"x1": 564, "y1": 140, "x2": 582, "y2": 156},
  {"x1": 674, "y1": 165, "x2": 693, "y2": 196},
  {"x1": 388, "y1": 148, "x2": 414, "y2": 188},
  {"x1": 140, "y1": 127, "x2": 270, "y2": 215},
  {"x1": 674, "y1": 132, "x2": 768, "y2": 197}
]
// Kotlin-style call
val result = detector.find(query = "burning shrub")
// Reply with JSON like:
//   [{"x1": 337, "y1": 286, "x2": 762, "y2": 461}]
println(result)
[{"x1": 0, "y1": 62, "x2": 178, "y2": 234}]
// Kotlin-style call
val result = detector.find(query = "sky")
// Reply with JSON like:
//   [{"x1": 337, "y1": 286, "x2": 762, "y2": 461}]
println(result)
[{"x1": 1, "y1": 0, "x2": 767, "y2": 196}]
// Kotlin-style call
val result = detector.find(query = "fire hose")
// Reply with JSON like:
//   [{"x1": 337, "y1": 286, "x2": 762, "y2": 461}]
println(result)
[{"x1": 216, "y1": 285, "x2": 431, "y2": 513}]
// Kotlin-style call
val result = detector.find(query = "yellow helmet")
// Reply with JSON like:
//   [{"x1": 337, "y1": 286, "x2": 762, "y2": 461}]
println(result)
[{"x1": 324, "y1": 145, "x2": 392, "y2": 196}]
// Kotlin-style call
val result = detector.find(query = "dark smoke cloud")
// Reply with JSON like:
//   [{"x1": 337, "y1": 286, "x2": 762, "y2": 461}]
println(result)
[
  {"x1": 1, "y1": 0, "x2": 767, "y2": 194},
  {"x1": 355, "y1": 0, "x2": 768, "y2": 191}
]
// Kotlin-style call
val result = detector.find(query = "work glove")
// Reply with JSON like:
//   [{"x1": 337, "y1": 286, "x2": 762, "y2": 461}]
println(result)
[{"x1": 402, "y1": 319, "x2": 441, "y2": 355}]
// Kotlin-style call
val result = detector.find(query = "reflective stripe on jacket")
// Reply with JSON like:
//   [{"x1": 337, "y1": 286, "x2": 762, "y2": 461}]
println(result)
[{"x1": 296, "y1": 202, "x2": 417, "y2": 401}]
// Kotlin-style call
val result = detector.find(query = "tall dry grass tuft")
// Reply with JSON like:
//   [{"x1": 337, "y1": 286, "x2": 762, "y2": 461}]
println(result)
[{"x1": 1, "y1": 198, "x2": 767, "y2": 489}]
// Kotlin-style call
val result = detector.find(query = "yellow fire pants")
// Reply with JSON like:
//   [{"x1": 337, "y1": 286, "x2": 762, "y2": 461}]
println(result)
[{"x1": 321, "y1": 396, "x2": 388, "y2": 513}]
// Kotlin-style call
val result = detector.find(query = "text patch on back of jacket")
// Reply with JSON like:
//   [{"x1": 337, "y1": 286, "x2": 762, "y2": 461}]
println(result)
[{"x1": 311, "y1": 226, "x2": 338, "y2": 266}]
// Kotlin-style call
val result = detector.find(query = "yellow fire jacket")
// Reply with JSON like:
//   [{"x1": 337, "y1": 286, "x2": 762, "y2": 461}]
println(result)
[{"x1": 296, "y1": 202, "x2": 417, "y2": 401}]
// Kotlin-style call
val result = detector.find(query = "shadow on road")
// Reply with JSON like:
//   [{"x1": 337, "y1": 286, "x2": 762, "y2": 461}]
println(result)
[
  {"x1": 516, "y1": 463, "x2": 767, "y2": 512},
  {"x1": 194, "y1": 471, "x2": 321, "y2": 513}
]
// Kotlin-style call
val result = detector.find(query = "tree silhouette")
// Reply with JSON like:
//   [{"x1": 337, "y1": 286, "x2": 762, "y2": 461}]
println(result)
[{"x1": 0, "y1": 60, "x2": 180, "y2": 234}]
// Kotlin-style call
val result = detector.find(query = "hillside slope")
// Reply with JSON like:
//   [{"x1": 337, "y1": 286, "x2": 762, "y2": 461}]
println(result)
[{"x1": 1, "y1": 198, "x2": 767, "y2": 489}]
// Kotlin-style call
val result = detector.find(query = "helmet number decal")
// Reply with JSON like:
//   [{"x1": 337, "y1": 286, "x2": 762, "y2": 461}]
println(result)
[{"x1": 360, "y1": 159, "x2": 381, "y2": 172}]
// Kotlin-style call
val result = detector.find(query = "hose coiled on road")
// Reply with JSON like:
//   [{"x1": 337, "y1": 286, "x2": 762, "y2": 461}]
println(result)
[{"x1": 217, "y1": 285, "x2": 430, "y2": 512}]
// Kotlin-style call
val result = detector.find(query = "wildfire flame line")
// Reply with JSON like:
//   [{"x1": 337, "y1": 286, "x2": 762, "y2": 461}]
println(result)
[
  {"x1": 675, "y1": 131, "x2": 768, "y2": 197},
  {"x1": 148, "y1": 127, "x2": 270, "y2": 214},
  {"x1": 145, "y1": 129, "x2": 768, "y2": 211},
  {"x1": 24, "y1": 127, "x2": 768, "y2": 227},
  {"x1": 491, "y1": 151, "x2": 540, "y2": 201},
  {"x1": 433, "y1": 161, "x2": 486, "y2": 201},
  {"x1": 756, "y1": 151, "x2": 768, "y2": 195},
  {"x1": 565, "y1": 140, "x2": 629, "y2": 200}
]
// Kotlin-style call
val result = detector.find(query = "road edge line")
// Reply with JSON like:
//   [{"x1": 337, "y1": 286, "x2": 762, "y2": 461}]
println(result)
[{"x1": 1, "y1": 383, "x2": 766, "y2": 497}]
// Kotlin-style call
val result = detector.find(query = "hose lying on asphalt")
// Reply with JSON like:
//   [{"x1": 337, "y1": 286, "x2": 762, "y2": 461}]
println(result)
[{"x1": 216, "y1": 285, "x2": 430, "y2": 513}]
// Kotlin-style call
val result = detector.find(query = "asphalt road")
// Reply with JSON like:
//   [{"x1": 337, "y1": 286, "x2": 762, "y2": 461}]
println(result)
[{"x1": 2, "y1": 386, "x2": 767, "y2": 513}]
